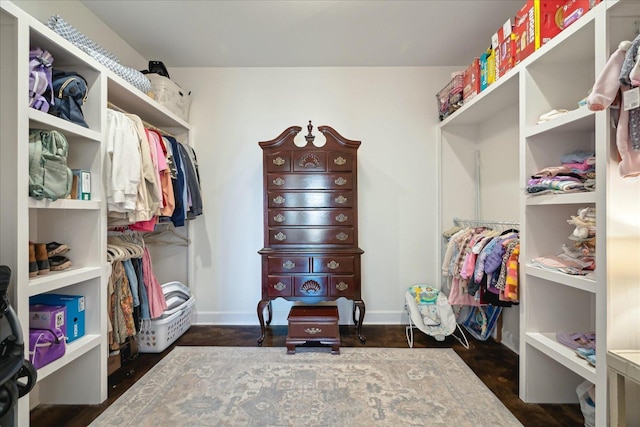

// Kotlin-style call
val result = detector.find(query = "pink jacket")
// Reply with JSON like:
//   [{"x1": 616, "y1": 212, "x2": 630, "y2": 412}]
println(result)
[{"x1": 588, "y1": 41, "x2": 640, "y2": 178}]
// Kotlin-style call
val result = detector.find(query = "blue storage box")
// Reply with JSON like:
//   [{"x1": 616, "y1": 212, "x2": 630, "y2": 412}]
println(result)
[{"x1": 30, "y1": 294, "x2": 85, "y2": 342}]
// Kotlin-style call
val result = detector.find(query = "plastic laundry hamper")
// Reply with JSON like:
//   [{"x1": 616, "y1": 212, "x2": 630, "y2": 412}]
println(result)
[{"x1": 136, "y1": 281, "x2": 196, "y2": 353}]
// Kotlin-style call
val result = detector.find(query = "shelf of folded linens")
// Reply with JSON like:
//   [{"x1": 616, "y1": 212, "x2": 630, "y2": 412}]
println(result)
[
  {"x1": 525, "y1": 191, "x2": 596, "y2": 206},
  {"x1": 524, "y1": 264, "x2": 596, "y2": 293},
  {"x1": 525, "y1": 106, "x2": 595, "y2": 138},
  {"x1": 526, "y1": 332, "x2": 597, "y2": 383}
]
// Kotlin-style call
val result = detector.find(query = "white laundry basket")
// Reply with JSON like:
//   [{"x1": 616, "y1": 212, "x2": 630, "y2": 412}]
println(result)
[{"x1": 136, "y1": 281, "x2": 196, "y2": 353}]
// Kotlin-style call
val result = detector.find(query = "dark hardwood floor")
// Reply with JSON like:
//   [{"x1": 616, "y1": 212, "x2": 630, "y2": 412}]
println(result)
[{"x1": 31, "y1": 325, "x2": 584, "y2": 427}]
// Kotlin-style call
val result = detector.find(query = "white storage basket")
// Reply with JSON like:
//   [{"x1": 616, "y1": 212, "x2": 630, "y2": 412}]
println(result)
[
  {"x1": 147, "y1": 73, "x2": 191, "y2": 122},
  {"x1": 137, "y1": 282, "x2": 195, "y2": 353}
]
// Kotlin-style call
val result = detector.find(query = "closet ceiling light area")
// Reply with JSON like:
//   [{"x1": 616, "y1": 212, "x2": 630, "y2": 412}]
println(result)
[{"x1": 80, "y1": 0, "x2": 523, "y2": 68}]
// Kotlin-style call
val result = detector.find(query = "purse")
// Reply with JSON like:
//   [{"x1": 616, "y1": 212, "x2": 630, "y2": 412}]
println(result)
[
  {"x1": 51, "y1": 70, "x2": 89, "y2": 127},
  {"x1": 28, "y1": 328, "x2": 66, "y2": 369}
]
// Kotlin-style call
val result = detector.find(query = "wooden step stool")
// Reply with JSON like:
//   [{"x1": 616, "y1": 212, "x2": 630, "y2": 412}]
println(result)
[{"x1": 286, "y1": 304, "x2": 340, "y2": 355}]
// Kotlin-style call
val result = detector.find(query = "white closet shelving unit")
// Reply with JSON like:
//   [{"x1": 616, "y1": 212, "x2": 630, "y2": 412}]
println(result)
[
  {"x1": 0, "y1": 1, "x2": 192, "y2": 425},
  {"x1": 438, "y1": 1, "x2": 640, "y2": 426},
  {"x1": 0, "y1": 2, "x2": 107, "y2": 425}
]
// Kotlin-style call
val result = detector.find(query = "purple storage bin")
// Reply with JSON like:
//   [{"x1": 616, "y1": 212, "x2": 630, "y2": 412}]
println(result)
[{"x1": 29, "y1": 328, "x2": 66, "y2": 369}]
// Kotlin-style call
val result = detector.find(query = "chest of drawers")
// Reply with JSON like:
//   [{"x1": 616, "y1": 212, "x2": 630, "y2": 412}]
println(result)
[{"x1": 257, "y1": 122, "x2": 365, "y2": 343}]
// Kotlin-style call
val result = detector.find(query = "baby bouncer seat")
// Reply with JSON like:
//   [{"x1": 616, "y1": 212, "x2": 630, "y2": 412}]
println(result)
[{"x1": 404, "y1": 284, "x2": 468, "y2": 349}]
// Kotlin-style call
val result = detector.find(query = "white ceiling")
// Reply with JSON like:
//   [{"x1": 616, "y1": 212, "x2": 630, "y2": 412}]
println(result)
[{"x1": 80, "y1": 0, "x2": 524, "y2": 68}]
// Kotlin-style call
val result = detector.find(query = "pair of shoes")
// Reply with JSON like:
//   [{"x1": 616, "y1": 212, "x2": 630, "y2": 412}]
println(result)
[
  {"x1": 556, "y1": 332, "x2": 596, "y2": 350},
  {"x1": 29, "y1": 242, "x2": 49, "y2": 276},
  {"x1": 49, "y1": 255, "x2": 71, "y2": 272},
  {"x1": 46, "y1": 242, "x2": 70, "y2": 257},
  {"x1": 576, "y1": 347, "x2": 596, "y2": 366}
]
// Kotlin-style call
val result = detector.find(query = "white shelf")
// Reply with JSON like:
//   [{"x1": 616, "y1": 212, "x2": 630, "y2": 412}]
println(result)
[
  {"x1": 28, "y1": 198, "x2": 101, "y2": 210},
  {"x1": 28, "y1": 266, "x2": 103, "y2": 295},
  {"x1": 35, "y1": 334, "x2": 102, "y2": 382},
  {"x1": 106, "y1": 73, "x2": 190, "y2": 130},
  {"x1": 524, "y1": 264, "x2": 596, "y2": 293},
  {"x1": 28, "y1": 109, "x2": 102, "y2": 142},
  {"x1": 525, "y1": 192, "x2": 596, "y2": 206},
  {"x1": 526, "y1": 332, "x2": 596, "y2": 383},
  {"x1": 525, "y1": 106, "x2": 595, "y2": 137}
]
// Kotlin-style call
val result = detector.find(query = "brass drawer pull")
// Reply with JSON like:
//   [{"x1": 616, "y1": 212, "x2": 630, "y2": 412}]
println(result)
[
  {"x1": 334, "y1": 177, "x2": 347, "y2": 186},
  {"x1": 304, "y1": 327, "x2": 322, "y2": 334},
  {"x1": 273, "y1": 195, "x2": 285, "y2": 204},
  {"x1": 336, "y1": 282, "x2": 349, "y2": 291},
  {"x1": 274, "y1": 232, "x2": 287, "y2": 241},
  {"x1": 327, "y1": 260, "x2": 340, "y2": 269},
  {"x1": 273, "y1": 157, "x2": 285, "y2": 166},
  {"x1": 272, "y1": 177, "x2": 285, "y2": 186},
  {"x1": 334, "y1": 156, "x2": 346, "y2": 166},
  {"x1": 273, "y1": 213, "x2": 285, "y2": 223},
  {"x1": 273, "y1": 282, "x2": 286, "y2": 291},
  {"x1": 335, "y1": 214, "x2": 347, "y2": 223},
  {"x1": 335, "y1": 195, "x2": 347, "y2": 204},
  {"x1": 282, "y1": 260, "x2": 295, "y2": 269},
  {"x1": 336, "y1": 232, "x2": 348, "y2": 241}
]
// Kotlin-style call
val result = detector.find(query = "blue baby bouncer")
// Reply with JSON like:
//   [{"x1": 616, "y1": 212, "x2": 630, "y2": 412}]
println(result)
[{"x1": 0, "y1": 265, "x2": 37, "y2": 422}]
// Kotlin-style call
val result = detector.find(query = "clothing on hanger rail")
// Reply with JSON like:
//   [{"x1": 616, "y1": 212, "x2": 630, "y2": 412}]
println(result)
[{"x1": 107, "y1": 102, "x2": 176, "y2": 137}]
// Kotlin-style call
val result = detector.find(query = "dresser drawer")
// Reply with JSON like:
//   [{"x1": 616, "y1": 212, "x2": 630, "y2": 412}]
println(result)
[
  {"x1": 327, "y1": 151, "x2": 354, "y2": 172},
  {"x1": 268, "y1": 209, "x2": 354, "y2": 226},
  {"x1": 266, "y1": 276, "x2": 292, "y2": 297},
  {"x1": 288, "y1": 318, "x2": 339, "y2": 339},
  {"x1": 266, "y1": 151, "x2": 291, "y2": 172},
  {"x1": 268, "y1": 191, "x2": 353, "y2": 208},
  {"x1": 292, "y1": 151, "x2": 327, "y2": 172},
  {"x1": 294, "y1": 275, "x2": 328, "y2": 297},
  {"x1": 312, "y1": 256, "x2": 355, "y2": 273},
  {"x1": 269, "y1": 228, "x2": 354, "y2": 245},
  {"x1": 266, "y1": 173, "x2": 353, "y2": 190},
  {"x1": 267, "y1": 256, "x2": 310, "y2": 273},
  {"x1": 329, "y1": 275, "x2": 356, "y2": 298}
]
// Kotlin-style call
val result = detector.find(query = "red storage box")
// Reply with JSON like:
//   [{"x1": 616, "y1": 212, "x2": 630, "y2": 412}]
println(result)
[
  {"x1": 514, "y1": 0, "x2": 565, "y2": 64},
  {"x1": 492, "y1": 19, "x2": 516, "y2": 79}
]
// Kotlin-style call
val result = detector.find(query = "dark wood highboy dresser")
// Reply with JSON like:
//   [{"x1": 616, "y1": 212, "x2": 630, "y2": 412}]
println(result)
[{"x1": 257, "y1": 122, "x2": 365, "y2": 344}]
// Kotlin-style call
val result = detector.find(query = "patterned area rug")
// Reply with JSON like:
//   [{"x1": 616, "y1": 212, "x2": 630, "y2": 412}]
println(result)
[{"x1": 90, "y1": 346, "x2": 522, "y2": 426}]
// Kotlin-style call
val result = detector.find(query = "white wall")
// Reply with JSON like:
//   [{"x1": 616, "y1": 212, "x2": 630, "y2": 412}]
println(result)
[{"x1": 170, "y1": 66, "x2": 457, "y2": 325}]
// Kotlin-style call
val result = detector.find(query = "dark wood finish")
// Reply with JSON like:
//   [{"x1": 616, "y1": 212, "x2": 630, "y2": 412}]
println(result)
[
  {"x1": 286, "y1": 305, "x2": 340, "y2": 354},
  {"x1": 30, "y1": 325, "x2": 584, "y2": 427},
  {"x1": 258, "y1": 123, "x2": 365, "y2": 344}
]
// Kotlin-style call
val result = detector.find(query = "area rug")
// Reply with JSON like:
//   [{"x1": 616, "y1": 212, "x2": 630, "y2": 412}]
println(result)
[{"x1": 90, "y1": 346, "x2": 522, "y2": 427}]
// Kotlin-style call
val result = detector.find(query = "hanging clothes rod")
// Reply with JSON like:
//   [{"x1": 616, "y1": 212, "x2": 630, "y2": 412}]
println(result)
[
  {"x1": 452, "y1": 217, "x2": 520, "y2": 231},
  {"x1": 107, "y1": 101, "x2": 176, "y2": 137}
]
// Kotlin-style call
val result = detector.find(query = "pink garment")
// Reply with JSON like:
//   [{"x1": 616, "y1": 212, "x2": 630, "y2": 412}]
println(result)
[
  {"x1": 141, "y1": 247, "x2": 168, "y2": 318},
  {"x1": 562, "y1": 161, "x2": 592, "y2": 171},
  {"x1": 588, "y1": 40, "x2": 640, "y2": 178},
  {"x1": 448, "y1": 277, "x2": 481, "y2": 306}
]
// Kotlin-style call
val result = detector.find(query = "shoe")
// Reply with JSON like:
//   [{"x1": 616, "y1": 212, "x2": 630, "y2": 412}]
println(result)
[
  {"x1": 556, "y1": 332, "x2": 596, "y2": 350},
  {"x1": 46, "y1": 242, "x2": 70, "y2": 257},
  {"x1": 28, "y1": 243, "x2": 38, "y2": 278},
  {"x1": 48, "y1": 255, "x2": 71, "y2": 272},
  {"x1": 576, "y1": 347, "x2": 596, "y2": 366},
  {"x1": 33, "y1": 243, "x2": 49, "y2": 275}
]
